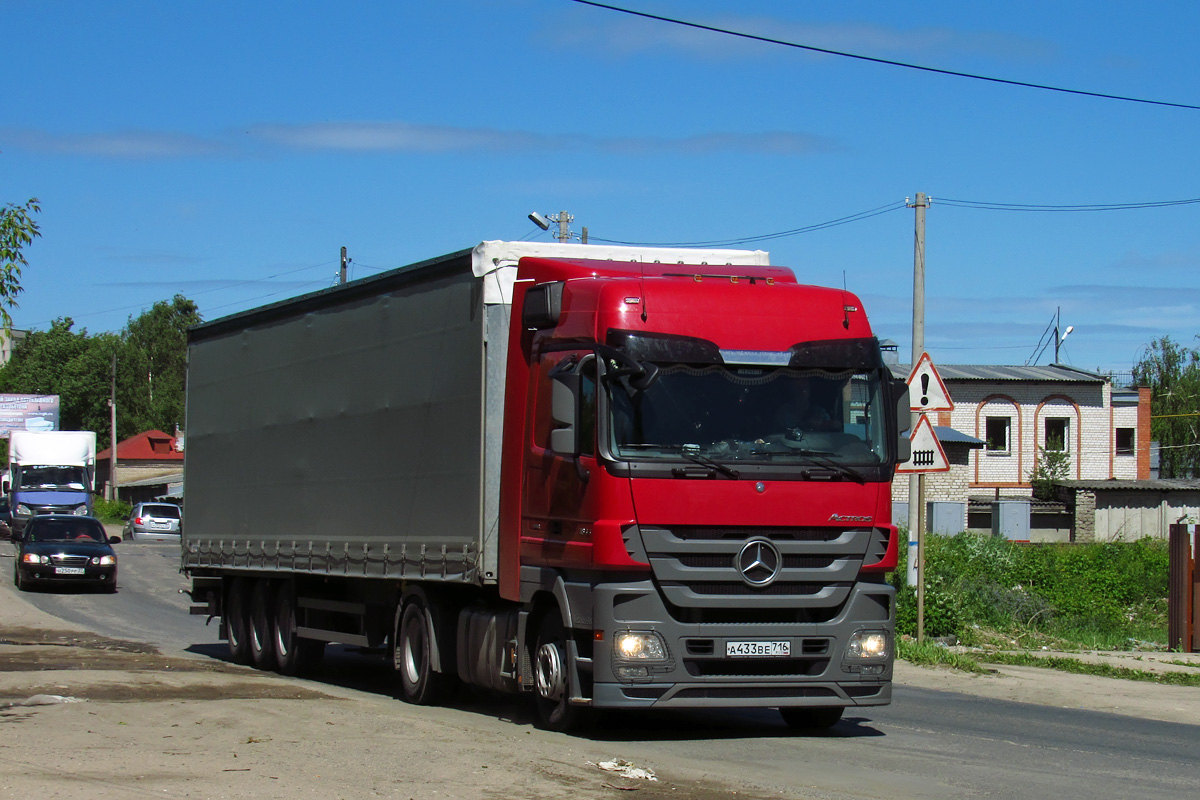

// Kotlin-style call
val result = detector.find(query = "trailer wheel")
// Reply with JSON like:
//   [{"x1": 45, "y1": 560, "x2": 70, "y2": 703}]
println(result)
[
  {"x1": 395, "y1": 597, "x2": 451, "y2": 705},
  {"x1": 248, "y1": 580, "x2": 275, "y2": 670},
  {"x1": 533, "y1": 612, "x2": 584, "y2": 732},
  {"x1": 779, "y1": 706, "x2": 844, "y2": 731},
  {"x1": 273, "y1": 582, "x2": 324, "y2": 675},
  {"x1": 225, "y1": 579, "x2": 251, "y2": 664}
]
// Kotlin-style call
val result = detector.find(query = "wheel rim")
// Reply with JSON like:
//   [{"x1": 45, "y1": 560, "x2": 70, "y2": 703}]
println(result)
[
  {"x1": 535, "y1": 640, "x2": 567, "y2": 701},
  {"x1": 401, "y1": 613, "x2": 425, "y2": 686}
]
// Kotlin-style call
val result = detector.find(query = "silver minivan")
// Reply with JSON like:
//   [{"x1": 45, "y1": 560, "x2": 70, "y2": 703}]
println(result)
[{"x1": 123, "y1": 502, "x2": 182, "y2": 542}]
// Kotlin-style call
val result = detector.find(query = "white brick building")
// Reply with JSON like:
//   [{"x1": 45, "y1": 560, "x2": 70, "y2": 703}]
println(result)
[{"x1": 890, "y1": 364, "x2": 1152, "y2": 540}]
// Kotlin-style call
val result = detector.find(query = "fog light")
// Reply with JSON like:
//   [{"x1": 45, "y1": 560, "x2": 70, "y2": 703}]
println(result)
[
  {"x1": 616, "y1": 666, "x2": 649, "y2": 679},
  {"x1": 846, "y1": 630, "x2": 890, "y2": 659},
  {"x1": 613, "y1": 631, "x2": 668, "y2": 662},
  {"x1": 861, "y1": 664, "x2": 885, "y2": 676}
]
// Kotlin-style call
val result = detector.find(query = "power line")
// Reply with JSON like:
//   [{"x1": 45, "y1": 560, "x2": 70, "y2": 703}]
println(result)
[
  {"x1": 938, "y1": 197, "x2": 1200, "y2": 212},
  {"x1": 570, "y1": 1, "x2": 1200, "y2": 111},
  {"x1": 588, "y1": 201, "x2": 907, "y2": 247}
]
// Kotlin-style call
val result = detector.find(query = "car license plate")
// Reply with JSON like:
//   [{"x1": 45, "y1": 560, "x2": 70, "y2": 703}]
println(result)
[
  {"x1": 149, "y1": 521, "x2": 169, "y2": 529},
  {"x1": 55, "y1": 567, "x2": 86, "y2": 575},
  {"x1": 726, "y1": 640, "x2": 790, "y2": 657}
]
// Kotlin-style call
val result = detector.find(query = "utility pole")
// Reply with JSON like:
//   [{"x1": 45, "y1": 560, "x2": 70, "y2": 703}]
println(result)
[
  {"x1": 906, "y1": 192, "x2": 928, "y2": 642},
  {"x1": 556, "y1": 211, "x2": 572, "y2": 243},
  {"x1": 340, "y1": 246, "x2": 348, "y2": 285},
  {"x1": 108, "y1": 352, "x2": 118, "y2": 502}
]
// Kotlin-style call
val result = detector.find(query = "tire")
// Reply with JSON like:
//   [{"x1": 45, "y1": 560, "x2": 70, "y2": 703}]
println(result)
[
  {"x1": 533, "y1": 611, "x2": 585, "y2": 732},
  {"x1": 273, "y1": 582, "x2": 323, "y2": 675},
  {"x1": 248, "y1": 580, "x2": 275, "y2": 670},
  {"x1": 225, "y1": 579, "x2": 251, "y2": 664},
  {"x1": 14, "y1": 563, "x2": 26, "y2": 592},
  {"x1": 780, "y1": 706, "x2": 844, "y2": 731},
  {"x1": 394, "y1": 597, "x2": 452, "y2": 705}
]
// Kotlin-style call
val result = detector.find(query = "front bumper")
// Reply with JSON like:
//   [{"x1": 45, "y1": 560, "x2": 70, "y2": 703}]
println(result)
[
  {"x1": 17, "y1": 564, "x2": 117, "y2": 587},
  {"x1": 589, "y1": 579, "x2": 893, "y2": 710}
]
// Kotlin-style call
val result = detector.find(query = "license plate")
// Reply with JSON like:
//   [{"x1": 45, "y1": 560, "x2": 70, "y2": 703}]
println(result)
[
  {"x1": 149, "y1": 521, "x2": 170, "y2": 529},
  {"x1": 55, "y1": 567, "x2": 86, "y2": 575},
  {"x1": 726, "y1": 640, "x2": 790, "y2": 657}
]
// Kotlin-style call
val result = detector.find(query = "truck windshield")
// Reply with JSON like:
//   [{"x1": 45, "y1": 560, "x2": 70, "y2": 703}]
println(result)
[
  {"x1": 607, "y1": 365, "x2": 889, "y2": 467},
  {"x1": 17, "y1": 465, "x2": 87, "y2": 490}
]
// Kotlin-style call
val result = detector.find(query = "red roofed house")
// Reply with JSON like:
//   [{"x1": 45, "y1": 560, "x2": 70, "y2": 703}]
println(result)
[{"x1": 97, "y1": 429, "x2": 184, "y2": 504}]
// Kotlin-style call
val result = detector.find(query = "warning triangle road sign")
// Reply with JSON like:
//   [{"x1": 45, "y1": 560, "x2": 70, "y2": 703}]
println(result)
[
  {"x1": 896, "y1": 415, "x2": 950, "y2": 473},
  {"x1": 906, "y1": 352, "x2": 954, "y2": 412}
]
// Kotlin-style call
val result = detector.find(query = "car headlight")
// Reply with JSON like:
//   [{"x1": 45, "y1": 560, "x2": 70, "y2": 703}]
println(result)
[
  {"x1": 21, "y1": 553, "x2": 47, "y2": 564},
  {"x1": 92, "y1": 555, "x2": 116, "y2": 565},
  {"x1": 16, "y1": 505, "x2": 33, "y2": 517},
  {"x1": 72, "y1": 505, "x2": 89, "y2": 516},
  {"x1": 613, "y1": 631, "x2": 668, "y2": 662},
  {"x1": 846, "y1": 630, "x2": 890, "y2": 660}
]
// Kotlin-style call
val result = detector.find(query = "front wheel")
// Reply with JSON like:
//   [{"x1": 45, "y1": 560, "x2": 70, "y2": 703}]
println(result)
[
  {"x1": 780, "y1": 706, "x2": 844, "y2": 731},
  {"x1": 533, "y1": 612, "x2": 585, "y2": 732},
  {"x1": 395, "y1": 597, "x2": 453, "y2": 705}
]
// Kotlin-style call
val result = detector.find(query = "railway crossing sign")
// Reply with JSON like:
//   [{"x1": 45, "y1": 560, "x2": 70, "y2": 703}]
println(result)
[
  {"x1": 896, "y1": 415, "x2": 950, "y2": 473},
  {"x1": 906, "y1": 352, "x2": 953, "y2": 412}
]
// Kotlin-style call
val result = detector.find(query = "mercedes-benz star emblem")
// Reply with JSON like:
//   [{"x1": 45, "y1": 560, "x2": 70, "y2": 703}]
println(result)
[{"x1": 735, "y1": 538, "x2": 782, "y2": 587}]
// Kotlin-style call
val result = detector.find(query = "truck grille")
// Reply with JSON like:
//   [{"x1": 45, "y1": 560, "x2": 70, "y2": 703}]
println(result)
[{"x1": 635, "y1": 525, "x2": 875, "y2": 621}]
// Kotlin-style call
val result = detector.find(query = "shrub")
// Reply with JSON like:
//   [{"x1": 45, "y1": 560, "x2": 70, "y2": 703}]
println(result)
[
  {"x1": 889, "y1": 531, "x2": 1170, "y2": 648},
  {"x1": 92, "y1": 497, "x2": 132, "y2": 523}
]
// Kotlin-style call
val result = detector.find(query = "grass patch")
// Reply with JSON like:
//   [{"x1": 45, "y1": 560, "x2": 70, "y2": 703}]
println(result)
[
  {"x1": 890, "y1": 532, "x2": 1170, "y2": 651},
  {"x1": 896, "y1": 638, "x2": 989, "y2": 674},
  {"x1": 979, "y1": 651, "x2": 1200, "y2": 687}
]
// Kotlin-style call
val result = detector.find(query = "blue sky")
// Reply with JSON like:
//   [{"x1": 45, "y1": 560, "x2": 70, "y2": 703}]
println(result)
[{"x1": 3, "y1": 0, "x2": 1198, "y2": 373}]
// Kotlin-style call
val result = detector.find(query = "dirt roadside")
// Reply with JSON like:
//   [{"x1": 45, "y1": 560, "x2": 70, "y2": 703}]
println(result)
[{"x1": 1, "y1": 572, "x2": 1198, "y2": 799}]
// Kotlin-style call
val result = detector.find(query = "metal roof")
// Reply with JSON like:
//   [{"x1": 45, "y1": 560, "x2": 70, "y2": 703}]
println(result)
[
  {"x1": 890, "y1": 364, "x2": 1106, "y2": 383},
  {"x1": 933, "y1": 426, "x2": 985, "y2": 447},
  {"x1": 1058, "y1": 479, "x2": 1200, "y2": 492}
]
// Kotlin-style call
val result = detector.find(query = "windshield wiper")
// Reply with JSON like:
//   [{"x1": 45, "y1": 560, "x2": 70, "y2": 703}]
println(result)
[
  {"x1": 680, "y1": 445, "x2": 740, "y2": 480},
  {"x1": 791, "y1": 450, "x2": 865, "y2": 484},
  {"x1": 618, "y1": 443, "x2": 740, "y2": 479}
]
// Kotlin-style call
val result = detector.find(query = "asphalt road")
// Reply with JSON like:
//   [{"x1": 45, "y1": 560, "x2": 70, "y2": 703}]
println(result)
[{"x1": 8, "y1": 538, "x2": 1199, "y2": 800}]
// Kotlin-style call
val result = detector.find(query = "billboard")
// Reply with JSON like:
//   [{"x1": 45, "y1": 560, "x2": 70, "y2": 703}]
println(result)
[{"x1": 0, "y1": 394, "x2": 60, "y2": 438}]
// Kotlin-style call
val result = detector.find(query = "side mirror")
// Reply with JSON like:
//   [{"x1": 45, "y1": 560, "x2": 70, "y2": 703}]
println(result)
[
  {"x1": 893, "y1": 378, "x2": 912, "y2": 464},
  {"x1": 107, "y1": 534, "x2": 121, "y2": 544},
  {"x1": 522, "y1": 282, "x2": 565, "y2": 330},
  {"x1": 549, "y1": 373, "x2": 580, "y2": 455}
]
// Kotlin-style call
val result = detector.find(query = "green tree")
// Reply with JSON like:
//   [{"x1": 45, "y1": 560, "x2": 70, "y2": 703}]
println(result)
[
  {"x1": 1029, "y1": 446, "x2": 1070, "y2": 500},
  {"x1": 0, "y1": 318, "x2": 120, "y2": 445},
  {"x1": 0, "y1": 198, "x2": 41, "y2": 329},
  {"x1": 1133, "y1": 336, "x2": 1200, "y2": 478},
  {"x1": 117, "y1": 294, "x2": 200, "y2": 435},
  {"x1": 0, "y1": 297, "x2": 201, "y2": 451}
]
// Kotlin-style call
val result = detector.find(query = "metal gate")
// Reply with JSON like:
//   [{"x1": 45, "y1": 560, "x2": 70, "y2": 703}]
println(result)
[{"x1": 1168, "y1": 524, "x2": 1198, "y2": 653}]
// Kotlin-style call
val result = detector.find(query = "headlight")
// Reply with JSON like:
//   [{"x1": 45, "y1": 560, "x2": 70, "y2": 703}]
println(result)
[
  {"x1": 846, "y1": 630, "x2": 890, "y2": 660},
  {"x1": 72, "y1": 505, "x2": 89, "y2": 516},
  {"x1": 92, "y1": 555, "x2": 116, "y2": 565},
  {"x1": 613, "y1": 631, "x2": 668, "y2": 662},
  {"x1": 16, "y1": 505, "x2": 33, "y2": 517},
  {"x1": 21, "y1": 553, "x2": 47, "y2": 564}
]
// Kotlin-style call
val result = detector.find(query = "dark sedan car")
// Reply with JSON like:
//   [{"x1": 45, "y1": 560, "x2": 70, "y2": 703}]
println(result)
[{"x1": 12, "y1": 515, "x2": 119, "y2": 593}]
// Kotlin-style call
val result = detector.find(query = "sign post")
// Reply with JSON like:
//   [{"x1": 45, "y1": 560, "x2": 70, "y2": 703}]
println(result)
[{"x1": 899, "y1": 354, "x2": 953, "y2": 643}]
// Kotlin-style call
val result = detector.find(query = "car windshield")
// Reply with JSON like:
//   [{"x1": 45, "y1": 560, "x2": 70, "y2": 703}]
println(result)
[
  {"x1": 607, "y1": 364, "x2": 890, "y2": 467},
  {"x1": 141, "y1": 505, "x2": 181, "y2": 519},
  {"x1": 26, "y1": 519, "x2": 107, "y2": 543},
  {"x1": 17, "y1": 465, "x2": 87, "y2": 490}
]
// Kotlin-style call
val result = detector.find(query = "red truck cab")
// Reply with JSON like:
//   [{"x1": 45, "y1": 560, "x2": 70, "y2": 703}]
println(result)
[{"x1": 499, "y1": 257, "x2": 908, "y2": 729}]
